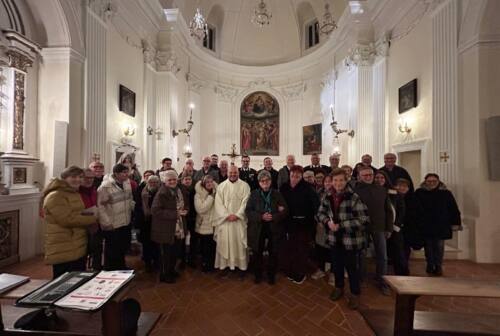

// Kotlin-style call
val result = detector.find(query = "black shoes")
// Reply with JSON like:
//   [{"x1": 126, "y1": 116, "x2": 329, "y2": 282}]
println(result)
[{"x1": 426, "y1": 264, "x2": 443, "y2": 276}]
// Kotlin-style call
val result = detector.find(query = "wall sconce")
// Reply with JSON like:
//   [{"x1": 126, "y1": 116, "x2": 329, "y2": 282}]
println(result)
[
  {"x1": 147, "y1": 126, "x2": 163, "y2": 140},
  {"x1": 398, "y1": 119, "x2": 412, "y2": 134},
  {"x1": 122, "y1": 124, "x2": 136, "y2": 137},
  {"x1": 120, "y1": 124, "x2": 136, "y2": 144},
  {"x1": 172, "y1": 103, "x2": 195, "y2": 137}
]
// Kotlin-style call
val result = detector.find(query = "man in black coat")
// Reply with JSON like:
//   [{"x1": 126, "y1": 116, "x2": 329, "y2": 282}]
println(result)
[
  {"x1": 379, "y1": 153, "x2": 414, "y2": 192},
  {"x1": 280, "y1": 165, "x2": 320, "y2": 284},
  {"x1": 258, "y1": 157, "x2": 279, "y2": 190},
  {"x1": 352, "y1": 154, "x2": 377, "y2": 180},
  {"x1": 354, "y1": 166, "x2": 394, "y2": 295},
  {"x1": 304, "y1": 153, "x2": 329, "y2": 175},
  {"x1": 245, "y1": 170, "x2": 288, "y2": 284},
  {"x1": 277, "y1": 154, "x2": 295, "y2": 189},
  {"x1": 415, "y1": 173, "x2": 461, "y2": 276},
  {"x1": 239, "y1": 155, "x2": 258, "y2": 190}
]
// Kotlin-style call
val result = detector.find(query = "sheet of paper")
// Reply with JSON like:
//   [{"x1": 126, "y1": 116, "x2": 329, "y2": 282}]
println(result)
[{"x1": 55, "y1": 270, "x2": 134, "y2": 311}]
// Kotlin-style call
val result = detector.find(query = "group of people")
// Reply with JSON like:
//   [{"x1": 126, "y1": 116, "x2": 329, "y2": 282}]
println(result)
[{"x1": 41, "y1": 151, "x2": 461, "y2": 310}]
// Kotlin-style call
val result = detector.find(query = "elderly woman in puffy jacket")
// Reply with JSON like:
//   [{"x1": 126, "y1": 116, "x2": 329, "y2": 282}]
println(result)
[
  {"x1": 194, "y1": 175, "x2": 218, "y2": 273},
  {"x1": 42, "y1": 166, "x2": 97, "y2": 278}
]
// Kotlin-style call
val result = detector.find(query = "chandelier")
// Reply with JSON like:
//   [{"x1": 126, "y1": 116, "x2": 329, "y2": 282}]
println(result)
[
  {"x1": 319, "y1": 3, "x2": 338, "y2": 36},
  {"x1": 251, "y1": 0, "x2": 272, "y2": 28},
  {"x1": 189, "y1": 8, "x2": 208, "y2": 40}
]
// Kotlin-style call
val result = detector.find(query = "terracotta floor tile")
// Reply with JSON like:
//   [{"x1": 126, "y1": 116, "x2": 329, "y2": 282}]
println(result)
[{"x1": 3, "y1": 255, "x2": 500, "y2": 335}]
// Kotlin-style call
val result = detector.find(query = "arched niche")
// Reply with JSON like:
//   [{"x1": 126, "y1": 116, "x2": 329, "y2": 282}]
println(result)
[
  {"x1": 206, "y1": 4, "x2": 224, "y2": 55},
  {"x1": 296, "y1": 1, "x2": 317, "y2": 50}
]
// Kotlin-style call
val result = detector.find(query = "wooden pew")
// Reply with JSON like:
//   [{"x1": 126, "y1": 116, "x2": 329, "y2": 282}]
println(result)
[{"x1": 360, "y1": 276, "x2": 500, "y2": 336}]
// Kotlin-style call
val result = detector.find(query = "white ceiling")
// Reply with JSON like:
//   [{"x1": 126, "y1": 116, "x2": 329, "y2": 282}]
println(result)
[{"x1": 161, "y1": 0, "x2": 347, "y2": 66}]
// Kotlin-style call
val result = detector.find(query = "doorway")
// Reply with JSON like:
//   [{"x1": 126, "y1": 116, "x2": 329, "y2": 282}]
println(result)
[{"x1": 398, "y1": 150, "x2": 422, "y2": 185}]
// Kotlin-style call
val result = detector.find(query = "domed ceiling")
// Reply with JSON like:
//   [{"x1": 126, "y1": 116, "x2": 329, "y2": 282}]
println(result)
[{"x1": 161, "y1": 0, "x2": 347, "y2": 66}]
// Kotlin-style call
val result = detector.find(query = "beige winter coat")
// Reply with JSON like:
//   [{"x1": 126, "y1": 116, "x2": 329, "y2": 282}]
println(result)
[
  {"x1": 194, "y1": 181, "x2": 218, "y2": 235},
  {"x1": 97, "y1": 174, "x2": 134, "y2": 230}
]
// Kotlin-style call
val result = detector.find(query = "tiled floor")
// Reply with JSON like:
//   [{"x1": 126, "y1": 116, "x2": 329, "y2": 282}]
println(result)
[{"x1": 2, "y1": 256, "x2": 500, "y2": 336}]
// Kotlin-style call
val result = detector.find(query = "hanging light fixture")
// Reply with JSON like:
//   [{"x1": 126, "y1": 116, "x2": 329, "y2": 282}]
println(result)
[
  {"x1": 319, "y1": 2, "x2": 338, "y2": 36},
  {"x1": 183, "y1": 134, "x2": 193, "y2": 158},
  {"x1": 251, "y1": 0, "x2": 272, "y2": 28},
  {"x1": 189, "y1": 7, "x2": 208, "y2": 40}
]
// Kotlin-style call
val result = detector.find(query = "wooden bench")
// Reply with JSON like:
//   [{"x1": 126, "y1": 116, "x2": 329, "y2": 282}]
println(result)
[
  {"x1": 360, "y1": 276, "x2": 500, "y2": 336},
  {"x1": 0, "y1": 278, "x2": 161, "y2": 336}
]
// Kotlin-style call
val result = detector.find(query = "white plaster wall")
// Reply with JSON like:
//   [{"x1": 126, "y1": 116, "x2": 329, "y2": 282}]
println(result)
[
  {"x1": 106, "y1": 25, "x2": 145, "y2": 172},
  {"x1": 38, "y1": 56, "x2": 70, "y2": 182},
  {"x1": 387, "y1": 16, "x2": 433, "y2": 169},
  {"x1": 460, "y1": 42, "x2": 500, "y2": 263}
]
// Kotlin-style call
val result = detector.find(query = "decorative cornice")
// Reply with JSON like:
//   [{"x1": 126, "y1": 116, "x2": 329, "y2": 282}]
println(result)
[
  {"x1": 87, "y1": 0, "x2": 118, "y2": 22},
  {"x1": 156, "y1": 51, "x2": 181, "y2": 74},
  {"x1": 142, "y1": 38, "x2": 157, "y2": 67},
  {"x1": 375, "y1": 34, "x2": 390, "y2": 58},
  {"x1": 320, "y1": 70, "x2": 337, "y2": 89},
  {"x1": 186, "y1": 73, "x2": 207, "y2": 92},
  {"x1": 7, "y1": 50, "x2": 32, "y2": 72},
  {"x1": 344, "y1": 43, "x2": 376, "y2": 70},
  {"x1": 215, "y1": 84, "x2": 239, "y2": 102},
  {"x1": 248, "y1": 78, "x2": 271, "y2": 89},
  {"x1": 41, "y1": 47, "x2": 86, "y2": 64},
  {"x1": 141, "y1": 38, "x2": 181, "y2": 74},
  {"x1": 280, "y1": 82, "x2": 306, "y2": 99}
]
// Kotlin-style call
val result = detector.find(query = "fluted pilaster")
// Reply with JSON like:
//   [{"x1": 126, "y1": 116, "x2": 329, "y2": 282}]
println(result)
[
  {"x1": 432, "y1": 0, "x2": 458, "y2": 188},
  {"x1": 85, "y1": 8, "x2": 107, "y2": 165}
]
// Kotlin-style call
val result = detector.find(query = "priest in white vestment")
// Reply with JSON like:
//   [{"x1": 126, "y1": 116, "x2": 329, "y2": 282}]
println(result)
[{"x1": 214, "y1": 165, "x2": 251, "y2": 271}]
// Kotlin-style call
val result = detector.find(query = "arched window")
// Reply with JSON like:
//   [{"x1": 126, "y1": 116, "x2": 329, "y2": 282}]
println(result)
[
  {"x1": 305, "y1": 19, "x2": 320, "y2": 49},
  {"x1": 203, "y1": 24, "x2": 216, "y2": 52}
]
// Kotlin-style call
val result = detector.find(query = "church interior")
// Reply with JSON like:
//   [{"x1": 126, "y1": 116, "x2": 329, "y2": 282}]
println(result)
[{"x1": 1, "y1": 0, "x2": 500, "y2": 335}]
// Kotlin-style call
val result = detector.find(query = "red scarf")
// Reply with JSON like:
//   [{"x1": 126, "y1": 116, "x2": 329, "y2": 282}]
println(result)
[
  {"x1": 329, "y1": 190, "x2": 344, "y2": 221},
  {"x1": 79, "y1": 186, "x2": 97, "y2": 208}
]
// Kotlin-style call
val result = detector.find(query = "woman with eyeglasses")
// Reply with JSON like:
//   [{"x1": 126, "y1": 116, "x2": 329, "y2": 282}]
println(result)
[{"x1": 415, "y1": 173, "x2": 461, "y2": 276}]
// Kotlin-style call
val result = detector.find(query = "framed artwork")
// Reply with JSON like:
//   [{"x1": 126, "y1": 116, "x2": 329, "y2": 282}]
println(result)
[
  {"x1": 119, "y1": 85, "x2": 136, "y2": 117},
  {"x1": 240, "y1": 91, "x2": 279, "y2": 156},
  {"x1": 13, "y1": 167, "x2": 27, "y2": 184},
  {"x1": 303, "y1": 123, "x2": 322, "y2": 155},
  {"x1": 399, "y1": 79, "x2": 418, "y2": 113},
  {"x1": 0, "y1": 210, "x2": 19, "y2": 268}
]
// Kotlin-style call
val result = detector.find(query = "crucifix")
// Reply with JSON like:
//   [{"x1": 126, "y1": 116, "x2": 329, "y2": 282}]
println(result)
[
  {"x1": 222, "y1": 144, "x2": 241, "y2": 165},
  {"x1": 91, "y1": 152, "x2": 101, "y2": 163},
  {"x1": 439, "y1": 152, "x2": 450, "y2": 163}
]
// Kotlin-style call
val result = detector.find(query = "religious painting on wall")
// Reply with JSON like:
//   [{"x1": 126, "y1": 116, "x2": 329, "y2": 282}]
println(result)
[
  {"x1": 399, "y1": 79, "x2": 418, "y2": 113},
  {"x1": 240, "y1": 91, "x2": 279, "y2": 156},
  {"x1": 0, "y1": 210, "x2": 19, "y2": 268},
  {"x1": 119, "y1": 85, "x2": 136, "y2": 117},
  {"x1": 303, "y1": 123, "x2": 322, "y2": 155}
]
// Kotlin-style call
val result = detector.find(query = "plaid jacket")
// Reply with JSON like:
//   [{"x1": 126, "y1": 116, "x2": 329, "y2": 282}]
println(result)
[{"x1": 317, "y1": 187, "x2": 369, "y2": 250}]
